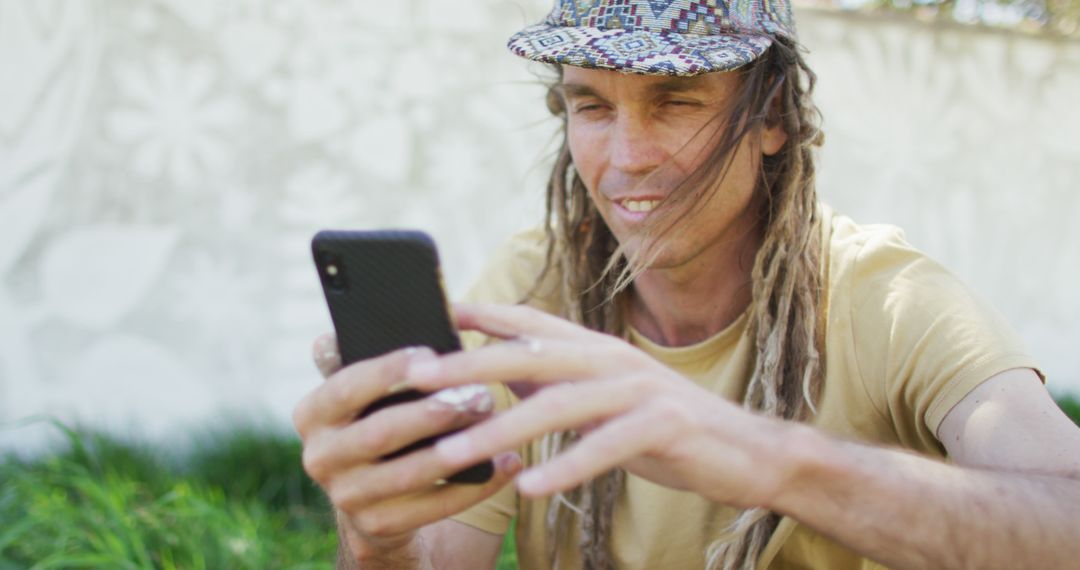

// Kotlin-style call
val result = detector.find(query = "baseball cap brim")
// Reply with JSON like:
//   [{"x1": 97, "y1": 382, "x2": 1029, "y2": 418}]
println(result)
[{"x1": 508, "y1": 24, "x2": 773, "y2": 77}]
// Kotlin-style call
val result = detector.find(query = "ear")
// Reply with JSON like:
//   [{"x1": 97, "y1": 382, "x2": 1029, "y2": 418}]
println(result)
[
  {"x1": 761, "y1": 122, "x2": 788, "y2": 156},
  {"x1": 760, "y1": 91, "x2": 789, "y2": 156}
]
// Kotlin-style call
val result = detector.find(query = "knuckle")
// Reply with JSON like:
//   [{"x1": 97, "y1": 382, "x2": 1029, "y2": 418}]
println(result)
[
  {"x1": 328, "y1": 485, "x2": 357, "y2": 512},
  {"x1": 355, "y1": 422, "x2": 390, "y2": 453},
  {"x1": 389, "y1": 468, "x2": 424, "y2": 496},
  {"x1": 329, "y1": 478, "x2": 380, "y2": 514},
  {"x1": 356, "y1": 512, "x2": 397, "y2": 538},
  {"x1": 362, "y1": 465, "x2": 423, "y2": 505},
  {"x1": 374, "y1": 350, "x2": 409, "y2": 381},
  {"x1": 291, "y1": 399, "x2": 312, "y2": 436},
  {"x1": 649, "y1": 398, "x2": 694, "y2": 427},
  {"x1": 325, "y1": 375, "x2": 355, "y2": 405},
  {"x1": 301, "y1": 445, "x2": 330, "y2": 481},
  {"x1": 618, "y1": 373, "x2": 658, "y2": 404}
]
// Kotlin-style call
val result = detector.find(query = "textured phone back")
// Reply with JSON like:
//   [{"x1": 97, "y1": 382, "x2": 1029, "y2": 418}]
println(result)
[
  {"x1": 312, "y1": 230, "x2": 461, "y2": 366},
  {"x1": 311, "y1": 230, "x2": 494, "y2": 484}
]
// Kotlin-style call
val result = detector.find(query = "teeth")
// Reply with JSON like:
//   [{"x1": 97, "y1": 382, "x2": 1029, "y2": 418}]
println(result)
[{"x1": 622, "y1": 199, "x2": 660, "y2": 213}]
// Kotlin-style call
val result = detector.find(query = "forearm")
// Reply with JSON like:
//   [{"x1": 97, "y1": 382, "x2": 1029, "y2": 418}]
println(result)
[
  {"x1": 775, "y1": 426, "x2": 1080, "y2": 569},
  {"x1": 336, "y1": 511, "x2": 430, "y2": 570}
]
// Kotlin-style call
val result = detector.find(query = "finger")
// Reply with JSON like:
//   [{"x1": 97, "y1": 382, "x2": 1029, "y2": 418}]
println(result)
[
  {"x1": 309, "y1": 387, "x2": 495, "y2": 474},
  {"x1": 406, "y1": 337, "x2": 629, "y2": 391},
  {"x1": 515, "y1": 403, "x2": 682, "y2": 497},
  {"x1": 332, "y1": 432, "x2": 518, "y2": 513},
  {"x1": 432, "y1": 378, "x2": 642, "y2": 469},
  {"x1": 343, "y1": 452, "x2": 523, "y2": 540},
  {"x1": 452, "y1": 303, "x2": 597, "y2": 341},
  {"x1": 312, "y1": 332, "x2": 342, "y2": 379},
  {"x1": 294, "y1": 346, "x2": 437, "y2": 432}
]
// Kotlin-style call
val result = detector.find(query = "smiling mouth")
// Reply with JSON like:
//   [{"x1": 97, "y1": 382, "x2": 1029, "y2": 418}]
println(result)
[{"x1": 617, "y1": 198, "x2": 662, "y2": 213}]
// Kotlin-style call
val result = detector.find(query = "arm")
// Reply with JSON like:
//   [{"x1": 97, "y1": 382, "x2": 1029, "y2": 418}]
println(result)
[
  {"x1": 771, "y1": 368, "x2": 1080, "y2": 569},
  {"x1": 335, "y1": 517, "x2": 504, "y2": 570},
  {"x1": 407, "y1": 305, "x2": 1080, "y2": 568}
]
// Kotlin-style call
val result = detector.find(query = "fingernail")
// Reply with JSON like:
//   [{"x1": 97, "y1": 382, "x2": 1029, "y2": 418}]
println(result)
[
  {"x1": 313, "y1": 334, "x2": 339, "y2": 364},
  {"x1": 496, "y1": 452, "x2": 523, "y2": 473},
  {"x1": 406, "y1": 349, "x2": 440, "y2": 384},
  {"x1": 435, "y1": 434, "x2": 473, "y2": 463},
  {"x1": 428, "y1": 385, "x2": 493, "y2": 414},
  {"x1": 517, "y1": 469, "x2": 545, "y2": 494}
]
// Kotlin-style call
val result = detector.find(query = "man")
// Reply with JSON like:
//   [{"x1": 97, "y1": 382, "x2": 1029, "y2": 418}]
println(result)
[{"x1": 292, "y1": 0, "x2": 1080, "y2": 568}]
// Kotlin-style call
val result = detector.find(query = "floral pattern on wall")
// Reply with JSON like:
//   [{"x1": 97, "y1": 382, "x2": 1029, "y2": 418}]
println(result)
[{"x1": 0, "y1": 1, "x2": 1077, "y2": 449}]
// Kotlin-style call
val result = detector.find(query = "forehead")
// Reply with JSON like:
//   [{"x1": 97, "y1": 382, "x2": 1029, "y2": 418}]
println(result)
[{"x1": 559, "y1": 66, "x2": 737, "y2": 99}]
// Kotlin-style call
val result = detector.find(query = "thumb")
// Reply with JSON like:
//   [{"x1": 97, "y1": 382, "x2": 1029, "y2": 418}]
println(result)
[{"x1": 312, "y1": 332, "x2": 343, "y2": 379}]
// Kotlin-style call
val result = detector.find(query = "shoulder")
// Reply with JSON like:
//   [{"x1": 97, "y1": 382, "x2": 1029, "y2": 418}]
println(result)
[
  {"x1": 484, "y1": 225, "x2": 550, "y2": 277},
  {"x1": 819, "y1": 205, "x2": 1038, "y2": 447},
  {"x1": 822, "y1": 204, "x2": 1018, "y2": 352},
  {"x1": 460, "y1": 225, "x2": 559, "y2": 309},
  {"x1": 459, "y1": 226, "x2": 566, "y2": 350},
  {"x1": 824, "y1": 207, "x2": 922, "y2": 296},
  {"x1": 822, "y1": 207, "x2": 978, "y2": 317}
]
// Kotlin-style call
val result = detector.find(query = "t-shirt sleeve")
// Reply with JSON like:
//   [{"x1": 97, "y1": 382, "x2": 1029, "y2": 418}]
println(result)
[
  {"x1": 847, "y1": 227, "x2": 1042, "y2": 453},
  {"x1": 449, "y1": 227, "x2": 554, "y2": 534},
  {"x1": 457, "y1": 225, "x2": 563, "y2": 351}
]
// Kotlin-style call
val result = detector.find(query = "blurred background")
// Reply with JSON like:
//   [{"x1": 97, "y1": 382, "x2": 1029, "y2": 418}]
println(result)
[
  {"x1": 1, "y1": 0, "x2": 1078, "y2": 566},
  {"x1": 2, "y1": 0, "x2": 1078, "y2": 448}
]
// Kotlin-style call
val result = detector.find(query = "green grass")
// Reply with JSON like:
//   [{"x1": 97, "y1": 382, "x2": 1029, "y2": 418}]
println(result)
[
  {"x1": 1057, "y1": 393, "x2": 1080, "y2": 427},
  {"x1": 0, "y1": 419, "x2": 517, "y2": 570},
  {"x1": 0, "y1": 420, "x2": 336, "y2": 570},
  {"x1": 4, "y1": 392, "x2": 1079, "y2": 569}
]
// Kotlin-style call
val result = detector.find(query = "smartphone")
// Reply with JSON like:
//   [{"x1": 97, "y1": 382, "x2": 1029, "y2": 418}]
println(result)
[{"x1": 311, "y1": 229, "x2": 494, "y2": 484}]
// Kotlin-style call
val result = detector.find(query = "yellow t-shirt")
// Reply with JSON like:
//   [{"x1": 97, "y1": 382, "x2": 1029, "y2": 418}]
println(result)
[{"x1": 452, "y1": 205, "x2": 1041, "y2": 569}]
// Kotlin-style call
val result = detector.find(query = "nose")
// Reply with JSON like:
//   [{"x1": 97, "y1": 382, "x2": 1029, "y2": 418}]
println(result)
[{"x1": 608, "y1": 113, "x2": 666, "y2": 176}]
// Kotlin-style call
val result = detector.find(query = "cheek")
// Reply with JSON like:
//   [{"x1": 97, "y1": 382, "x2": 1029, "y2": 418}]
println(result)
[
  {"x1": 688, "y1": 138, "x2": 760, "y2": 217},
  {"x1": 727, "y1": 138, "x2": 762, "y2": 193},
  {"x1": 566, "y1": 124, "x2": 604, "y2": 187},
  {"x1": 668, "y1": 119, "x2": 724, "y2": 174}
]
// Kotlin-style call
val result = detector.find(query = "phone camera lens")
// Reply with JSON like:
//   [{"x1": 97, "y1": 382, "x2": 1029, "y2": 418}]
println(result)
[{"x1": 317, "y1": 250, "x2": 348, "y2": 292}]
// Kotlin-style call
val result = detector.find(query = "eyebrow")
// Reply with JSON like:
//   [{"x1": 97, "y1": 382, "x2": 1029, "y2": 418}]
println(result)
[
  {"x1": 555, "y1": 83, "x2": 602, "y2": 99},
  {"x1": 557, "y1": 76, "x2": 713, "y2": 100},
  {"x1": 645, "y1": 76, "x2": 712, "y2": 95}
]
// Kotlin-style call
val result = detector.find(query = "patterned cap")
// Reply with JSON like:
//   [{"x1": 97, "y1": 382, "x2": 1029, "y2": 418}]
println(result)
[{"x1": 508, "y1": 0, "x2": 795, "y2": 76}]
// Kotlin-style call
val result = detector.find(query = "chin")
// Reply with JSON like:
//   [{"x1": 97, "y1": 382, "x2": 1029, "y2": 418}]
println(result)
[
  {"x1": 602, "y1": 212, "x2": 691, "y2": 269},
  {"x1": 616, "y1": 234, "x2": 684, "y2": 269}
]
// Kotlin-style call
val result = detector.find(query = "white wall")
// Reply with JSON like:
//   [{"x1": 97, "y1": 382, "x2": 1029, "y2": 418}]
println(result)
[
  {"x1": 1, "y1": 1, "x2": 1077, "y2": 450},
  {"x1": 800, "y1": 10, "x2": 1080, "y2": 400}
]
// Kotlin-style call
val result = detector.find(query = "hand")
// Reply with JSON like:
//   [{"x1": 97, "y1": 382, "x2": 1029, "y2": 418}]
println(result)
[
  {"x1": 292, "y1": 334, "x2": 523, "y2": 559},
  {"x1": 405, "y1": 303, "x2": 809, "y2": 511}
]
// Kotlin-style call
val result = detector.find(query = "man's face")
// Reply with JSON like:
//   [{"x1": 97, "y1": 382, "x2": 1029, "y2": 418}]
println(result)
[{"x1": 561, "y1": 66, "x2": 787, "y2": 271}]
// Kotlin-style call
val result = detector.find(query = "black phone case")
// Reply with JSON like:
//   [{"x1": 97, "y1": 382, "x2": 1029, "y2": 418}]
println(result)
[{"x1": 312, "y1": 230, "x2": 494, "y2": 484}]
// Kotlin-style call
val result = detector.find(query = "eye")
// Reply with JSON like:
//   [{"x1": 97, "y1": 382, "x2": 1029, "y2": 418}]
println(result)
[
  {"x1": 663, "y1": 100, "x2": 700, "y2": 108},
  {"x1": 574, "y1": 103, "x2": 606, "y2": 114}
]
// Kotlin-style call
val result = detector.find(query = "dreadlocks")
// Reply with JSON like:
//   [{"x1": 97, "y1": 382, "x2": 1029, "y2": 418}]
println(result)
[{"x1": 527, "y1": 34, "x2": 826, "y2": 570}]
